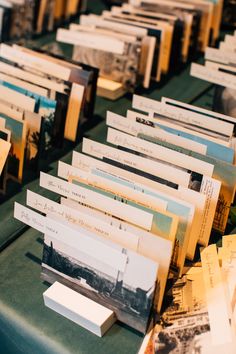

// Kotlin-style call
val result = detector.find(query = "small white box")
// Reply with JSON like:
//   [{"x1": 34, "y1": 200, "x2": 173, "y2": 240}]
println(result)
[{"x1": 43, "y1": 282, "x2": 116, "y2": 337}]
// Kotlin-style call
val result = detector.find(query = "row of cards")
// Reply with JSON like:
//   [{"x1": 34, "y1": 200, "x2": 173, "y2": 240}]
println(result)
[
  {"x1": 140, "y1": 241, "x2": 236, "y2": 353},
  {"x1": 56, "y1": 0, "x2": 223, "y2": 94},
  {"x1": 0, "y1": 0, "x2": 87, "y2": 42},
  {"x1": 14, "y1": 92, "x2": 236, "y2": 333},
  {"x1": 191, "y1": 31, "x2": 236, "y2": 119},
  {"x1": 0, "y1": 43, "x2": 98, "y2": 192}
]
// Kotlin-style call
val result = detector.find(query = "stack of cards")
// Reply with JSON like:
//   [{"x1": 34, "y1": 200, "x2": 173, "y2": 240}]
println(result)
[
  {"x1": 191, "y1": 32, "x2": 236, "y2": 123},
  {"x1": 0, "y1": 0, "x2": 87, "y2": 42},
  {"x1": 56, "y1": 0, "x2": 223, "y2": 98},
  {"x1": 105, "y1": 95, "x2": 236, "y2": 251},
  {"x1": 140, "y1": 241, "x2": 236, "y2": 353},
  {"x1": 14, "y1": 171, "x2": 174, "y2": 333},
  {"x1": 13, "y1": 91, "x2": 236, "y2": 334},
  {"x1": 0, "y1": 43, "x2": 98, "y2": 191}
]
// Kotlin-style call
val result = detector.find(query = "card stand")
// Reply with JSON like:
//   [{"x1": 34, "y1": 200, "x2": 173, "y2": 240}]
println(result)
[
  {"x1": 97, "y1": 78, "x2": 127, "y2": 100},
  {"x1": 43, "y1": 281, "x2": 116, "y2": 337}
]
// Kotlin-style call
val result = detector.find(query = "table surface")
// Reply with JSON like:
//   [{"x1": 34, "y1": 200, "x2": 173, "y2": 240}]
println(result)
[{"x1": 0, "y1": 1, "x2": 227, "y2": 353}]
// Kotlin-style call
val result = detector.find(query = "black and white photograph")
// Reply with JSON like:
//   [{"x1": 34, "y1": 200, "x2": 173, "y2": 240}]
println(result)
[{"x1": 41, "y1": 228, "x2": 158, "y2": 334}]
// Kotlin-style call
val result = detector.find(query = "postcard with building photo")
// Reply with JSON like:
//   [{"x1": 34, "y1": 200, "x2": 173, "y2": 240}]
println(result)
[
  {"x1": 141, "y1": 267, "x2": 212, "y2": 354},
  {"x1": 56, "y1": 27, "x2": 141, "y2": 91},
  {"x1": 101, "y1": 10, "x2": 163, "y2": 82},
  {"x1": 26, "y1": 187, "x2": 172, "y2": 314},
  {"x1": 40, "y1": 214, "x2": 159, "y2": 334},
  {"x1": 13, "y1": 201, "x2": 158, "y2": 334},
  {"x1": 72, "y1": 40, "x2": 141, "y2": 92}
]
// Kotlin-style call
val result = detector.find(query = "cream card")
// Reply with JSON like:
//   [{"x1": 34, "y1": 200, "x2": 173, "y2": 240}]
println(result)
[
  {"x1": 133, "y1": 95, "x2": 233, "y2": 137},
  {"x1": 0, "y1": 61, "x2": 67, "y2": 94},
  {"x1": 82, "y1": 138, "x2": 191, "y2": 187},
  {"x1": 57, "y1": 28, "x2": 125, "y2": 55},
  {"x1": 58, "y1": 161, "x2": 168, "y2": 211},
  {"x1": 0, "y1": 85, "x2": 35, "y2": 112},
  {"x1": 201, "y1": 244, "x2": 233, "y2": 346},
  {"x1": 133, "y1": 96, "x2": 230, "y2": 147},
  {"x1": 82, "y1": 138, "x2": 221, "y2": 249},
  {"x1": 39, "y1": 172, "x2": 153, "y2": 230},
  {"x1": 107, "y1": 111, "x2": 207, "y2": 154},
  {"x1": 0, "y1": 117, "x2": 5, "y2": 128},
  {"x1": 107, "y1": 127, "x2": 214, "y2": 176},
  {"x1": 191, "y1": 62, "x2": 236, "y2": 90},
  {"x1": 0, "y1": 44, "x2": 71, "y2": 82},
  {"x1": 205, "y1": 46, "x2": 236, "y2": 66},
  {"x1": 0, "y1": 138, "x2": 11, "y2": 175},
  {"x1": 72, "y1": 151, "x2": 206, "y2": 259},
  {"x1": 161, "y1": 96, "x2": 236, "y2": 134}
]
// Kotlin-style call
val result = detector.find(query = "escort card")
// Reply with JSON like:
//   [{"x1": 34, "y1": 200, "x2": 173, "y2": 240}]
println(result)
[
  {"x1": 39, "y1": 172, "x2": 153, "y2": 231},
  {"x1": 201, "y1": 244, "x2": 233, "y2": 346}
]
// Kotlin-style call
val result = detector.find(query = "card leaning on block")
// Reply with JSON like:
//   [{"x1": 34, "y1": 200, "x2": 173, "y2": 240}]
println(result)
[
  {"x1": 14, "y1": 203, "x2": 159, "y2": 334},
  {"x1": 26, "y1": 188, "x2": 172, "y2": 313},
  {"x1": 43, "y1": 281, "x2": 116, "y2": 337}
]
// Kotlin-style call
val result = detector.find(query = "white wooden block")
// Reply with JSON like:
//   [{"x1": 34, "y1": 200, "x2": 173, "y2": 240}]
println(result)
[{"x1": 43, "y1": 282, "x2": 116, "y2": 337}]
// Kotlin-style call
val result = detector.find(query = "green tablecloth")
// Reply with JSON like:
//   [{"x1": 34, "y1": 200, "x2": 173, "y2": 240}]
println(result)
[{"x1": 0, "y1": 1, "x2": 217, "y2": 350}]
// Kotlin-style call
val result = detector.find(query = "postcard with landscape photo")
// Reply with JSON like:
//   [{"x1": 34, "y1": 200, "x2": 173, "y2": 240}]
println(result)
[
  {"x1": 0, "y1": 80, "x2": 57, "y2": 152},
  {"x1": 0, "y1": 113, "x2": 26, "y2": 181},
  {"x1": 41, "y1": 215, "x2": 159, "y2": 334}
]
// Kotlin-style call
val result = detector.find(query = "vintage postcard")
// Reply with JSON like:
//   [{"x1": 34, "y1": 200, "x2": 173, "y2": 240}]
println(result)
[
  {"x1": 107, "y1": 127, "x2": 214, "y2": 177},
  {"x1": 39, "y1": 172, "x2": 154, "y2": 231},
  {"x1": 0, "y1": 138, "x2": 10, "y2": 175},
  {"x1": 129, "y1": 104, "x2": 235, "y2": 164},
  {"x1": 82, "y1": 138, "x2": 221, "y2": 258},
  {"x1": 70, "y1": 177, "x2": 179, "y2": 245},
  {"x1": 1, "y1": 113, "x2": 27, "y2": 181},
  {"x1": 71, "y1": 151, "x2": 206, "y2": 256},
  {"x1": 14, "y1": 202, "x2": 159, "y2": 334},
  {"x1": 139, "y1": 133, "x2": 236, "y2": 237},
  {"x1": 132, "y1": 95, "x2": 233, "y2": 147},
  {"x1": 107, "y1": 111, "x2": 208, "y2": 155},
  {"x1": 161, "y1": 96, "x2": 236, "y2": 134},
  {"x1": 26, "y1": 190, "x2": 172, "y2": 313},
  {"x1": 58, "y1": 160, "x2": 193, "y2": 274},
  {"x1": 65, "y1": 161, "x2": 194, "y2": 274}
]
